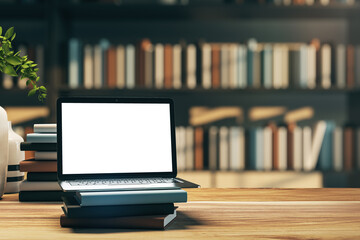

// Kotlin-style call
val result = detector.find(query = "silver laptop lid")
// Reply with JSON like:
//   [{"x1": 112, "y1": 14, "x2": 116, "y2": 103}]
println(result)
[{"x1": 57, "y1": 97, "x2": 177, "y2": 181}]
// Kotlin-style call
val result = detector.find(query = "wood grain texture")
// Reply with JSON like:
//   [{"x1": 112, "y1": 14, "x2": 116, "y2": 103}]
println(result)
[{"x1": 0, "y1": 188, "x2": 360, "y2": 239}]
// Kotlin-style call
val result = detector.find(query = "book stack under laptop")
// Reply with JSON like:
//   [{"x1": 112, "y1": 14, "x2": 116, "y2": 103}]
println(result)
[
  {"x1": 19, "y1": 124, "x2": 62, "y2": 201},
  {"x1": 60, "y1": 189, "x2": 187, "y2": 229}
]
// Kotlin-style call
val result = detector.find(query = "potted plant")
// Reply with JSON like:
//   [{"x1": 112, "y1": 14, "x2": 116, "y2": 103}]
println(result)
[{"x1": 0, "y1": 26, "x2": 47, "y2": 198}]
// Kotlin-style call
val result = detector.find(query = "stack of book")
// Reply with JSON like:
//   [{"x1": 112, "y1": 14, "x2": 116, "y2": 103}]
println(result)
[
  {"x1": 60, "y1": 189, "x2": 187, "y2": 229},
  {"x1": 19, "y1": 124, "x2": 61, "y2": 202}
]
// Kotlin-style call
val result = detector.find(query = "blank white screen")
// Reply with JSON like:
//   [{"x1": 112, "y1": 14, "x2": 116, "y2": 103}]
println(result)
[{"x1": 61, "y1": 103, "x2": 173, "y2": 174}]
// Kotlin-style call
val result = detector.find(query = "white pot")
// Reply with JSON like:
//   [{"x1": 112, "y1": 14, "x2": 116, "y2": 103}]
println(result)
[
  {"x1": 0, "y1": 106, "x2": 9, "y2": 198},
  {"x1": 5, "y1": 122, "x2": 25, "y2": 194}
]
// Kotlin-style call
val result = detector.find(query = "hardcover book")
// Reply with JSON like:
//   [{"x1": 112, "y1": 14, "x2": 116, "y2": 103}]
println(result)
[
  {"x1": 20, "y1": 180, "x2": 61, "y2": 191},
  {"x1": 20, "y1": 142, "x2": 57, "y2": 152},
  {"x1": 60, "y1": 210, "x2": 177, "y2": 229},
  {"x1": 19, "y1": 191, "x2": 63, "y2": 202},
  {"x1": 26, "y1": 133, "x2": 57, "y2": 143},
  {"x1": 19, "y1": 159, "x2": 57, "y2": 172}
]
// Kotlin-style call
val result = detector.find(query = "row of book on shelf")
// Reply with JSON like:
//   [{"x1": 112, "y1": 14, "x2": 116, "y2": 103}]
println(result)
[
  {"x1": 0, "y1": 44, "x2": 44, "y2": 90},
  {"x1": 68, "y1": 38, "x2": 360, "y2": 90},
  {"x1": 18, "y1": 124, "x2": 185, "y2": 229},
  {"x1": 176, "y1": 121, "x2": 360, "y2": 172}
]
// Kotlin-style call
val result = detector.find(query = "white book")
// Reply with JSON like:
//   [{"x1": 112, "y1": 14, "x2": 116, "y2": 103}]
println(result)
[
  {"x1": 116, "y1": 45, "x2": 125, "y2": 89},
  {"x1": 299, "y1": 44, "x2": 308, "y2": 89},
  {"x1": 209, "y1": 126, "x2": 218, "y2": 171},
  {"x1": 228, "y1": 44, "x2": 238, "y2": 89},
  {"x1": 219, "y1": 126, "x2": 229, "y2": 171},
  {"x1": 293, "y1": 126, "x2": 303, "y2": 171},
  {"x1": 262, "y1": 44, "x2": 273, "y2": 89},
  {"x1": 255, "y1": 128, "x2": 264, "y2": 170},
  {"x1": 237, "y1": 44, "x2": 247, "y2": 89},
  {"x1": 173, "y1": 44, "x2": 182, "y2": 89},
  {"x1": 2, "y1": 73, "x2": 13, "y2": 89},
  {"x1": 69, "y1": 39, "x2": 80, "y2": 89},
  {"x1": 185, "y1": 126, "x2": 194, "y2": 170},
  {"x1": 34, "y1": 124, "x2": 56, "y2": 133},
  {"x1": 202, "y1": 43, "x2": 212, "y2": 89},
  {"x1": 278, "y1": 127, "x2": 287, "y2": 171},
  {"x1": 307, "y1": 45, "x2": 316, "y2": 89},
  {"x1": 93, "y1": 44, "x2": 102, "y2": 89},
  {"x1": 336, "y1": 44, "x2": 346, "y2": 88},
  {"x1": 263, "y1": 126, "x2": 273, "y2": 171},
  {"x1": 144, "y1": 45, "x2": 154, "y2": 88},
  {"x1": 229, "y1": 127, "x2": 244, "y2": 171},
  {"x1": 186, "y1": 44, "x2": 197, "y2": 89},
  {"x1": 281, "y1": 45, "x2": 289, "y2": 89},
  {"x1": 220, "y1": 44, "x2": 229, "y2": 89},
  {"x1": 333, "y1": 127, "x2": 343, "y2": 171},
  {"x1": 321, "y1": 44, "x2": 332, "y2": 89},
  {"x1": 20, "y1": 180, "x2": 61, "y2": 191},
  {"x1": 125, "y1": 44, "x2": 135, "y2": 89},
  {"x1": 304, "y1": 121, "x2": 327, "y2": 171},
  {"x1": 83, "y1": 44, "x2": 94, "y2": 89},
  {"x1": 272, "y1": 44, "x2": 282, "y2": 89},
  {"x1": 34, "y1": 152, "x2": 57, "y2": 160},
  {"x1": 302, "y1": 126, "x2": 312, "y2": 171},
  {"x1": 17, "y1": 45, "x2": 27, "y2": 89},
  {"x1": 154, "y1": 44, "x2": 164, "y2": 89}
]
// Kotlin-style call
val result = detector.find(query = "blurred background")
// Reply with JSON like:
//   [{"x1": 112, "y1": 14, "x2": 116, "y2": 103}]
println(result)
[{"x1": 1, "y1": 0, "x2": 360, "y2": 188}]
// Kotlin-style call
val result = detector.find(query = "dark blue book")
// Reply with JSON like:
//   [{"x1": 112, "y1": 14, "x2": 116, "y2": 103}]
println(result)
[
  {"x1": 248, "y1": 128, "x2": 257, "y2": 170},
  {"x1": 318, "y1": 122, "x2": 335, "y2": 171},
  {"x1": 62, "y1": 196, "x2": 175, "y2": 218}
]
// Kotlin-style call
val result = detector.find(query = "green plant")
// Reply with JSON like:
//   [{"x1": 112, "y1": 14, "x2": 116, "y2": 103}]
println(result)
[{"x1": 0, "y1": 26, "x2": 46, "y2": 102}]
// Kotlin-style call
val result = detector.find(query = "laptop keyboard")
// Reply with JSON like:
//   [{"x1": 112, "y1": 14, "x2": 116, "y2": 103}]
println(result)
[{"x1": 68, "y1": 178, "x2": 174, "y2": 186}]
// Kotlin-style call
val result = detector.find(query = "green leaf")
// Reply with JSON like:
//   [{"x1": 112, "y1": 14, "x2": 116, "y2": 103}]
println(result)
[
  {"x1": 5, "y1": 56, "x2": 22, "y2": 66},
  {"x1": 28, "y1": 88, "x2": 37, "y2": 97},
  {"x1": 39, "y1": 86, "x2": 46, "y2": 92},
  {"x1": 22, "y1": 64, "x2": 29, "y2": 69},
  {"x1": 4, "y1": 27, "x2": 14, "y2": 40},
  {"x1": 11, "y1": 33, "x2": 16, "y2": 41},
  {"x1": 30, "y1": 64, "x2": 37, "y2": 67},
  {"x1": 26, "y1": 79, "x2": 31, "y2": 86},
  {"x1": 4, "y1": 65, "x2": 18, "y2": 77},
  {"x1": 0, "y1": 26, "x2": 2, "y2": 36}
]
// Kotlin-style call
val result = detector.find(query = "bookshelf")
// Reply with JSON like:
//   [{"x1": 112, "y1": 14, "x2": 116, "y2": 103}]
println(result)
[{"x1": 1, "y1": 0, "x2": 360, "y2": 187}]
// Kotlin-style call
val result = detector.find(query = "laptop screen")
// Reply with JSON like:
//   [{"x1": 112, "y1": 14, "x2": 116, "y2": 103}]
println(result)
[{"x1": 59, "y1": 100, "x2": 174, "y2": 176}]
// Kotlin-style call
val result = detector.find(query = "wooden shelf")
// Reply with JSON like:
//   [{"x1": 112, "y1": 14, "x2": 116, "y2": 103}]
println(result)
[{"x1": 0, "y1": 90, "x2": 46, "y2": 107}]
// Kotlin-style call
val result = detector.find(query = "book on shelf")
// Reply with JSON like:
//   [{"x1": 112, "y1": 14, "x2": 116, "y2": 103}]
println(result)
[
  {"x1": 20, "y1": 142, "x2": 57, "y2": 152},
  {"x1": 34, "y1": 151, "x2": 57, "y2": 160},
  {"x1": 33, "y1": 124, "x2": 57, "y2": 133},
  {"x1": 60, "y1": 210, "x2": 177, "y2": 229},
  {"x1": 19, "y1": 159, "x2": 57, "y2": 172},
  {"x1": 66, "y1": 37, "x2": 360, "y2": 90},
  {"x1": 75, "y1": 189, "x2": 187, "y2": 207},
  {"x1": 62, "y1": 195, "x2": 175, "y2": 218}
]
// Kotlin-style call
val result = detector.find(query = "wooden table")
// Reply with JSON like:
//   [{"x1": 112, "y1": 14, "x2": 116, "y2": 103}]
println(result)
[{"x1": 0, "y1": 188, "x2": 360, "y2": 239}]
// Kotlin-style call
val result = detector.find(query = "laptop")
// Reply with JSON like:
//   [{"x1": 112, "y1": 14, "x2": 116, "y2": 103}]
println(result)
[{"x1": 57, "y1": 97, "x2": 199, "y2": 192}]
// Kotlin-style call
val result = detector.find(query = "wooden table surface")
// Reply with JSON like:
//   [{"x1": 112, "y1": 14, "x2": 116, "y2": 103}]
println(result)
[{"x1": 0, "y1": 188, "x2": 360, "y2": 239}]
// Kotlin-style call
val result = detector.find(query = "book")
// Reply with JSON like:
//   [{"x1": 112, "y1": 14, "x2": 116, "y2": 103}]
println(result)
[
  {"x1": 26, "y1": 172, "x2": 58, "y2": 182},
  {"x1": 164, "y1": 44, "x2": 173, "y2": 89},
  {"x1": 228, "y1": 44, "x2": 238, "y2": 89},
  {"x1": 172, "y1": 44, "x2": 182, "y2": 89},
  {"x1": 33, "y1": 124, "x2": 56, "y2": 133},
  {"x1": 302, "y1": 126, "x2": 312, "y2": 171},
  {"x1": 278, "y1": 127, "x2": 288, "y2": 171},
  {"x1": 220, "y1": 44, "x2": 229, "y2": 89},
  {"x1": 255, "y1": 127, "x2": 264, "y2": 170},
  {"x1": 263, "y1": 126, "x2": 273, "y2": 171},
  {"x1": 75, "y1": 189, "x2": 187, "y2": 207},
  {"x1": 34, "y1": 151, "x2": 57, "y2": 160},
  {"x1": 321, "y1": 44, "x2": 332, "y2": 89},
  {"x1": 185, "y1": 127, "x2": 194, "y2": 170},
  {"x1": 20, "y1": 142, "x2": 57, "y2": 151},
  {"x1": 336, "y1": 44, "x2": 346, "y2": 88},
  {"x1": 20, "y1": 180, "x2": 61, "y2": 191},
  {"x1": 211, "y1": 44, "x2": 221, "y2": 89},
  {"x1": 19, "y1": 191, "x2": 63, "y2": 202},
  {"x1": 208, "y1": 126, "x2": 219, "y2": 171},
  {"x1": 237, "y1": 44, "x2": 247, "y2": 88},
  {"x1": 26, "y1": 133, "x2": 57, "y2": 143},
  {"x1": 144, "y1": 42, "x2": 154, "y2": 88},
  {"x1": 106, "y1": 45, "x2": 117, "y2": 88},
  {"x1": 83, "y1": 44, "x2": 94, "y2": 89},
  {"x1": 262, "y1": 44, "x2": 273, "y2": 89},
  {"x1": 194, "y1": 127, "x2": 204, "y2": 170},
  {"x1": 68, "y1": 38, "x2": 81, "y2": 89},
  {"x1": 293, "y1": 126, "x2": 303, "y2": 171},
  {"x1": 219, "y1": 126, "x2": 229, "y2": 171},
  {"x1": 333, "y1": 126, "x2": 343, "y2": 171},
  {"x1": 355, "y1": 45, "x2": 360, "y2": 88},
  {"x1": 60, "y1": 210, "x2": 177, "y2": 229},
  {"x1": 116, "y1": 45, "x2": 125, "y2": 88},
  {"x1": 202, "y1": 43, "x2": 212, "y2": 89},
  {"x1": 347, "y1": 45, "x2": 355, "y2": 88},
  {"x1": 154, "y1": 43, "x2": 164, "y2": 89},
  {"x1": 344, "y1": 127, "x2": 354, "y2": 171},
  {"x1": 19, "y1": 159, "x2": 57, "y2": 172},
  {"x1": 125, "y1": 44, "x2": 136, "y2": 89},
  {"x1": 229, "y1": 127, "x2": 245, "y2": 171},
  {"x1": 62, "y1": 196, "x2": 175, "y2": 218},
  {"x1": 318, "y1": 122, "x2": 334, "y2": 171},
  {"x1": 186, "y1": 44, "x2": 197, "y2": 89},
  {"x1": 176, "y1": 126, "x2": 186, "y2": 171},
  {"x1": 93, "y1": 44, "x2": 102, "y2": 89}
]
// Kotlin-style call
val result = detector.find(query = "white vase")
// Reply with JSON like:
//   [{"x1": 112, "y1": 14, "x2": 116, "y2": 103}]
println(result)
[
  {"x1": 0, "y1": 106, "x2": 9, "y2": 199},
  {"x1": 5, "y1": 122, "x2": 25, "y2": 194}
]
